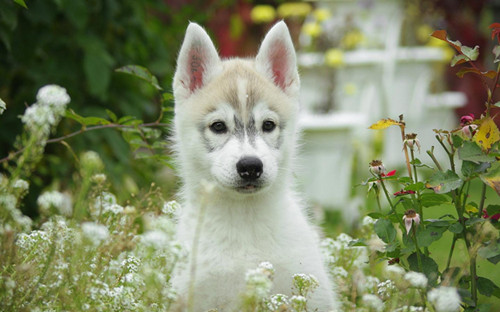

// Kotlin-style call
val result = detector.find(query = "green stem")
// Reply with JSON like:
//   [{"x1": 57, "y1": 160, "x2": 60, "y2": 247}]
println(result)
[
  {"x1": 426, "y1": 147, "x2": 443, "y2": 172},
  {"x1": 437, "y1": 135, "x2": 456, "y2": 173},
  {"x1": 411, "y1": 221, "x2": 424, "y2": 273},
  {"x1": 445, "y1": 235, "x2": 457, "y2": 271},
  {"x1": 478, "y1": 183, "x2": 487, "y2": 218},
  {"x1": 379, "y1": 178, "x2": 396, "y2": 213}
]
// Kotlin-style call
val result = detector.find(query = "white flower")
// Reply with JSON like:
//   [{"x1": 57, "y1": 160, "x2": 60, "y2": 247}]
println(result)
[
  {"x1": 266, "y1": 294, "x2": 290, "y2": 311},
  {"x1": 21, "y1": 103, "x2": 55, "y2": 134},
  {"x1": 427, "y1": 286, "x2": 461, "y2": 312},
  {"x1": 0, "y1": 97, "x2": 6, "y2": 115},
  {"x1": 37, "y1": 191, "x2": 73, "y2": 216},
  {"x1": 81, "y1": 222, "x2": 109, "y2": 246},
  {"x1": 141, "y1": 230, "x2": 169, "y2": 249},
  {"x1": 377, "y1": 279, "x2": 396, "y2": 299},
  {"x1": 330, "y1": 266, "x2": 348, "y2": 279},
  {"x1": 245, "y1": 263, "x2": 274, "y2": 299},
  {"x1": 91, "y1": 174, "x2": 107, "y2": 183},
  {"x1": 385, "y1": 264, "x2": 405, "y2": 276},
  {"x1": 81, "y1": 151, "x2": 104, "y2": 172},
  {"x1": 362, "y1": 215, "x2": 376, "y2": 227},
  {"x1": 404, "y1": 271, "x2": 428, "y2": 288},
  {"x1": 36, "y1": 84, "x2": 70, "y2": 111},
  {"x1": 13, "y1": 179, "x2": 29, "y2": 192},
  {"x1": 290, "y1": 295, "x2": 307, "y2": 310},
  {"x1": 362, "y1": 294, "x2": 384, "y2": 311},
  {"x1": 162, "y1": 200, "x2": 180, "y2": 217}
]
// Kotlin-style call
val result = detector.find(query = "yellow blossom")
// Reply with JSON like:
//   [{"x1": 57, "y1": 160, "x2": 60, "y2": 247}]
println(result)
[
  {"x1": 342, "y1": 30, "x2": 365, "y2": 49},
  {"x1": 325, "y1": 48, "x2": 344, "y2": 67},
  {"x1": 344, "y1": 83, "x2": 357, "y2": 96},
  {"x1": 416, "y1": 24, "x2": 433, "y2": 43},
  {"x1": 313, "y1": 8, "x2": 331, "y2": 22},
  {"x1": 251, "y1": 5, "x2": 276, "y2": 24},
  {"x1": 302, "y1": 22, "x2": 322, "y2": 38},
  {"x1": 277, "y1": 2, "x2": 312, "y2": 18}
]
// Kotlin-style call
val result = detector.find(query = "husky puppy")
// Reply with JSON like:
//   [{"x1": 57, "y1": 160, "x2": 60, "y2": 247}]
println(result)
[{"x1": 171, "y1": 21, "x2": 337, "y2": 311}]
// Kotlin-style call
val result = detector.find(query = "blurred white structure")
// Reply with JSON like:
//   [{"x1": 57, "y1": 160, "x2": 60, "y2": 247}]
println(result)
[{"x1": 296, "y1": 0, "x2": 466, "y2": 216}]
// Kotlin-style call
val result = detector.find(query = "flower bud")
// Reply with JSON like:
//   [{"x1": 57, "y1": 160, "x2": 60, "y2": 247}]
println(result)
[
  {"x1": 369, "y1": 160, "x2": 386, "y2": 176},
  {"x1": 404, "y1": 133, "x2": 421, "y2": 152},
  {"x1": 403, "y1": 209, "x2": 420, "y2": 235}
]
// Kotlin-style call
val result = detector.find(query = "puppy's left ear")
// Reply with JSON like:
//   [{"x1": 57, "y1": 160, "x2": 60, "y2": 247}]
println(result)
[{"x1": 255, "y1": 21, "x2": 300, "y2": 97}]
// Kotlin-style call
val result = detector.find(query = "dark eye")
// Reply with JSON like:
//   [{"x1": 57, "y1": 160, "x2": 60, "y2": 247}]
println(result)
[
  {"x1": 210, "y1": 121, "x2": 227, "y2": 134},
  {"x1": 262, "y1": 120, "x2": 276, "y2": 132}
]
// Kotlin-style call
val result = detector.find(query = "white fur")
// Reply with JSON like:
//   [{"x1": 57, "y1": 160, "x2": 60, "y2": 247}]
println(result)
[{"x1": 172, "y1": 21, "x2": 338, "y2": 311}]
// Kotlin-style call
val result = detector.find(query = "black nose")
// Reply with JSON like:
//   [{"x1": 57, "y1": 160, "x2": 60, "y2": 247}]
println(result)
[{"x1": 236, "y1": 157, "x2": 263, "y2": 181}]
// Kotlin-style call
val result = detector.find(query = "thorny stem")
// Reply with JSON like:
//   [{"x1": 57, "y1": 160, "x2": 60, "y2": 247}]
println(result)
[{"x1": 0, "y1": 122, "x2": 170, "y2": 164}]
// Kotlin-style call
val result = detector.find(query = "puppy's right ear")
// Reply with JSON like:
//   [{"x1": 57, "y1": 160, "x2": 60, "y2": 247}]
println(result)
[{"x1": 173, "y1": 23, "x2": 221, "y2": 101}]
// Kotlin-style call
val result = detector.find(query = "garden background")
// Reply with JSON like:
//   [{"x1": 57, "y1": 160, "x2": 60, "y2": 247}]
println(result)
[{"x1": 1, "y1": 0, "x2": 500, "y2": 311}]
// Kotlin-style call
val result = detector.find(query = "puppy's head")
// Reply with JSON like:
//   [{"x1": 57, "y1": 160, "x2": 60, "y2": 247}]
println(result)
[{"x1": 173, "y1": 21, "x2": 300, "y2": 195}]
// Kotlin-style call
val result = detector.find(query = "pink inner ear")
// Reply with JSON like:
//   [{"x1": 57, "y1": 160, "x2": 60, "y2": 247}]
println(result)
[
  {"x1": 188, "y1": 46, "x2": 205, "y2": 92},
  {"x1": 269, "y1": 41, "x2": 289, "y2": 90}
]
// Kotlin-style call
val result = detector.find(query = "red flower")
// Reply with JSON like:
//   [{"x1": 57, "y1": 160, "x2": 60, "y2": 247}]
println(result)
[
  {"x1": 490, "y1": 23, "x2": 500, "y2": 43},
  {"x1": 460, "y1": 113, "x2": 474, "y2": 127},
  {"x1": 483, "y1": 209, "x2": 500, "y2": 221},
  {"x1": 394, "y1": 190, "x2": 416, "y2": 197},
  {"x1": 382, "y1": 170, "x2": 396, "y2": 177}
]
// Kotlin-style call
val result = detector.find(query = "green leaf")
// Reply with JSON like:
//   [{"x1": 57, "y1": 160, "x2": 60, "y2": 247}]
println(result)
[
  {"x1": 374, "y1": 219, "x2": 397, "y2": 244},
  {"x1": 105, "y1": 109, "x2": 117, "y2": 122},
  {"x1": 80, "y1": 116, "x2": 111, "y2": 126},
  {"x1": 458, "y1": 141, "x2": 496, "y2": 163},
  {"x1": 408, "y1": 253, "x2": 440, "y2": 286},
  {"x1": 452, "y1": 134, "x2": 464, "y2": 148},
  {"x1": 426, "y1": 170, "x2": 463, "y2": 194},
  {"x1": 405, "y1": 182, "x2": 425, "y2": 192},
  {"x1": 461, "y1": 45, "x2": 480, "y2": 61},
  {"x1": 420, "y1": 193, "x2": 449, "y2": 207},
  {"x1": 13, "y1": 0, "x2": 28, "y2": 8},
  {"x1": 451, "y1": 54, "x2": 468, "y2": 67},
  {"x1": 493, "y1": 45, "x2": 500, "y2": 63},
  {"x1": 480, "y1": 161, "x2": 500, "y2": 196},
  {"x1": 478, "y1": 240, "x2": 500, "y2": 264},
  {"x1": 162, "y1": 92, "x2": 174, "y2": 102},
  {"x1": 448, "y1": 222, "x2": 464, "y2": 234},
  {"x1": 486, "y1": 205, "x2": 500, "y2": 216},
  {"x1": 416, "y1": 226, "x2": 445, "y2": 247},
  {"x1": 82, "y1": 37, "x2": 115, "y2": 99},
  {"x1": 494, "y1": 101, "x2": 500, "y2": 108},
  {"x1": 465, "y1": 217, "x2": 485, "y2": 226},
  {"x1": 65, "y1": 109, "x2": 86, "y2": 125},
  {"x1": 477, "y1": 277, "x2": 500, "y2": 298},
  {"x1": 115, "y1": 65, "x2": 163, "y2": 91},
  {"x1": 461, "y1": 160, "x2": 491, "y2": 178}
]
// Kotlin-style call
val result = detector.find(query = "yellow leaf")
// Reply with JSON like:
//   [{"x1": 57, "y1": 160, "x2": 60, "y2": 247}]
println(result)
[
  {"x1": 474, "y1": 117, "x2": 500, "y2": 150},
  {"x1": 465, "y1": 204, "x2": 479, "y2": 214},
  {"x1": 369, "y1": 118, "x2": 401, "y2": 130}
]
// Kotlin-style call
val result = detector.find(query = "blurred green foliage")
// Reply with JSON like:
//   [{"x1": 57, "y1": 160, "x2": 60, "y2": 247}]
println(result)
[{"x1": 0, "y1": 0, "x2": 217, "y2": 215}]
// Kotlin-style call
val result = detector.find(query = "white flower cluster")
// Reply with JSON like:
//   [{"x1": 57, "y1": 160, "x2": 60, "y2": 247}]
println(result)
[
  {"x1": 21, "y1": 85, "x2": 70, "y2": 135},
  {"x1": 161, "y1": 200, "x2": 180, "y2": 218},
  {"x1": 404, "y1": 271, "x2": 428, "y2": 289},
  {"x1": 13, "y1": 179, "x2": 29, "y2": 192},
  {"x1": 362, "y1": 294, "x2": 384, "y2": 312},
  {"x1": 93, "y1": 192, "x2": 123, "y2": 217},
  {"x1": 245, "y1": 262, "x2": 275, "y2": 299},
  {"x1": 293, "y1": 273, "x2": 319, "y2": 296},
  {"x1": 37, "y1": 190, "x2": 72, "y2": 216},
  {"x1": 81, "y1": 222, "x2": 109, "y2": 246},
  {"x1": 427, "y1": 286, "x2": 461, "y2": 312}
]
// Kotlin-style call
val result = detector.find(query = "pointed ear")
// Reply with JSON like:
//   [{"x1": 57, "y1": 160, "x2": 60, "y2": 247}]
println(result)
[
  {"x1": 173, "y1": 23, "x2": 221, "y2": 100},
  {"x1": 255, "y1": 21, "x2": 300, "y2": 97}
]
